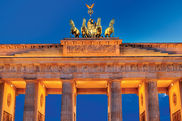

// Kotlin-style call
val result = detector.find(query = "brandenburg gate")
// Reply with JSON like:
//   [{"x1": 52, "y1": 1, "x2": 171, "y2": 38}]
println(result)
[
  {"x1": 0, "y1": 4, "x2": 182, "y2": 121},
  {"x1": 0, "y1": 37, "x2": 182, "y2": 121}
]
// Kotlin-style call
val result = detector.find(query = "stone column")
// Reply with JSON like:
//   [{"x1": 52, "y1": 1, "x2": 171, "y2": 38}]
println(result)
[
  {"x1": 0, "y1": 82, "x2": 16, "y2": 121},
  {"x1": 23, "y1": 80, "x2": 46, "y2": 121},
  {"x1": 168, "y1": 80, "x2": 182, "y2": 121},
  {"x1": 108, "y1": 80, "x2": 122, "y2": 121},
  {"x1": 73, "y1": 82, "x2": 77, "y2": 121},
  {"x1": 61, "y1": 80, "x2": 77, "y2": 121},
  {"x1": 107, "y1": 82, "x2": 111, "y2": 121},
  {"x1": 138, "y1": 80, "x2": 160, "y2": 121}
]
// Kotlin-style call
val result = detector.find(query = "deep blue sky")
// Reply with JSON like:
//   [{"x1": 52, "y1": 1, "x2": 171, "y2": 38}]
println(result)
[
  {"x1": 1, "y1": 0, "x2": 181, "y2": 120},
  {"x1": 0, "y1": 0, "x2": 182, "y2": 44}
]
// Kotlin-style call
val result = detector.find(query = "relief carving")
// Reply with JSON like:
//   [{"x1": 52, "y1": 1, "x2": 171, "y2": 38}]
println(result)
[
  {"x1": 172, "y1": 110, "x2": 181, "y2": 121},
  {"x1": 3, "y1": 111, "x2": 12, "y2": 121},
  {"x1": 140, "y1": 111, "x2": 145, "y2": 121},
  {"x1": 38, "y1": 112, "x2": 44, "y2": 121},
  {"x1": 66, "y1": 45, "x2": 116, "y2": 54},
  {"x1": 0, "y1": 63, "x2": 181, "y2": 73}
]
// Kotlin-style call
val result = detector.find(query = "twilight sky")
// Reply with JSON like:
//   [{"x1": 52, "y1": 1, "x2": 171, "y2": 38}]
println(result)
[{"x1": 1, "y1": 0, "x2": 182, "y2": 121}]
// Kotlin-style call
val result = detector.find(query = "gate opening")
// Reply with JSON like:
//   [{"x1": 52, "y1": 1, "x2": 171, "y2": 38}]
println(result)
[
  {"x1": 77, "y1": 95, "x2": 107, "y2": 121},
  {"x1": 45, "y1": 95, "x2": 62, "y2": 121},
  {"x1": 122, "y1": 94, "x2": 139, "y2": 121},
  {"x1": 15, "y1": 94, "x2": 25, "y2": 121},
  {"x1": 158, "y1": 94, "x2": 170, "y2": 121}
]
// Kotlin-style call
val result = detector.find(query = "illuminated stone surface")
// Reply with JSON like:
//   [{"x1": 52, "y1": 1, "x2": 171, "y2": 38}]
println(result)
[
  {"x1": 109, "y1": 81, "x2": 122, "y2": 121},
  {"x1": 23, "y1": 81, "x2": 46, "y2": 121},
  {"x1": 0, "y1": 38, "x2": 182, "y2": 120},
  {"x1": 61, "y1": 81, "x2": 76, "y2": 121},
  {"x1": 139, "y1": 80, "x2": 160, "y2": 121},
  {"x1": 0, "y1": 83, "x2": 16, "y2": 121}
]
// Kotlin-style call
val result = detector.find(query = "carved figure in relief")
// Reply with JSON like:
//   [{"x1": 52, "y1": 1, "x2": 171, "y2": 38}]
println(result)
[
  {"x1": 69, "y1": 20, "x2": 80, "y2": 38},
  {"x1": 105, "y1": 19, "x2": 115, "y2": 37},
  {"x1": 2, "y1": 63, "x2": 182, "y2": 74}
]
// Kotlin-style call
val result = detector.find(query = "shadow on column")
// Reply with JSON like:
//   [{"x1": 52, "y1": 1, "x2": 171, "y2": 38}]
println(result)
[
  {"x1": 158, "y1": 94, "x2": 170, "y2": 121},
  {"x1": 122, "y1": 94, "x2": 139, "y2": 121},
  {"x1": 15, "y1": 94, "x2": 25, "y2": 121},
  {"x1": 45, "y1": 95, "x2": 62, "y2": 121},
  {"x1": 77, "y1": 95, "x2": 107, "y2": 121}
]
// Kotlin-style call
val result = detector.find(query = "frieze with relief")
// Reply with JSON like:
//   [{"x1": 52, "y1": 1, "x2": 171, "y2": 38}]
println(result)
[
  {"x1": 67, "y1": 45, "x2": 116, "y2": 54},
  {"x1": 0, "y1": 63, "x2": 182, "y2": 73}
]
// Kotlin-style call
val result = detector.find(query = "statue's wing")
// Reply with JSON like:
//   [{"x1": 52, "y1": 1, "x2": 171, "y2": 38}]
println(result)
[
  {"x1": 109, "y1": 19, "x2": 115, "y2": 26},
  {"x1": 69, "y1": 19, "x2": 75, "y2": 27},
  {"x1": 97, "y1": 18, "x2": 101, "y2": 26},
  {"x1": 86, "y1": 4, "x2": 91, "y2": 9},
  {"x1": 82, "y1": 18, "x2": 86, "y2": 26},
  {"x1": 91, "y1": 3, "x2": 95, "y2": 9}
]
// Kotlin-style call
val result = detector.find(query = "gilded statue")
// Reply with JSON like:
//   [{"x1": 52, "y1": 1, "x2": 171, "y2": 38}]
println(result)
[
  {"x1": 96, "y1": 18, "x2": 102, "y2": 37},
  {"x1": 81, "y1": 18, "x2": 102, "y2": 38},
  {"x1": 105, "y1": 19, "x2": 115, "y2": 37},
  {"x1": 69, "y1": 20, "x2": 80, "y2": 38},
  {"x1": 87, "y1": 18, "x2": 97, "y2": 37},
  {"x1": 69, "y1": 3, "x2": 115, "y2": 38},
  {"x1": 81, "y1": 18, "x2": 88, "y2": 38},
  {"x1": 86, "y1": 4, "x2": 94, "y2": 17}
]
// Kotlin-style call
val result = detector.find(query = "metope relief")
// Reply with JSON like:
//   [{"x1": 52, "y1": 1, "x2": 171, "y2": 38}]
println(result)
[
  {"x1": 0, "y1": 63, "x2": 182, "y2": 73},
  {"x1": 172, "y1": 110, "x2": 181, "y2": 121}
]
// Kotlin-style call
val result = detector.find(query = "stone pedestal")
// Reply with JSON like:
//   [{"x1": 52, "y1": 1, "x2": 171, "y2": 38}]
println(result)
[
  {"x1": 168, "y1": 80, "x2": 182, "y2": 121},
  {"x1": 138, "y1": 80, "x2": 160, "y2": 121},
  {"x1": 61, "y1": 81, "x2": 76, "y2": 121},
  {"x1": 108, "y1": 81, "x2": 122, "y2": 121},
  {"x1": 61, "y1": 38, "x2": 122, "y2": 56},
  {"x1": 0, "y1": 82, "x2": 16, "y2": 121},
  {"x1": 23, "y1": 81, "x2": 46, "y2": 121}
]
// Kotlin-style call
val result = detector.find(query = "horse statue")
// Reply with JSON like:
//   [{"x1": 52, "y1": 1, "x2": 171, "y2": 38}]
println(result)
[
  {"x1": 96, "y1": 18, "x2": 102, "y2": 38},
  {"x1": 81, "y1": 18, "x2": 88, "y2": 38},
  {"x1": 69, "y1": 20, "x2": 80, "y2": 38},
  {"x1": 105, "y1": 19, "x2": 115, "y2": 37}
]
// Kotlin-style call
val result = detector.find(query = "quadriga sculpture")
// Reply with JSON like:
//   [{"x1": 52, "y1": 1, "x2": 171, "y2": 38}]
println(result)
[
  {"x1": 69, "y1": 20, "x2": 80, "y2": 38},
  {"x1": 105, "y1": 19, "x2": 115, "y2": 37},
  {"x1": 81, "y1": 18, "x2": 88, "y2": 38},
  {"x1": 96, "y1": 18, "x2": 102, "y2": 38}
]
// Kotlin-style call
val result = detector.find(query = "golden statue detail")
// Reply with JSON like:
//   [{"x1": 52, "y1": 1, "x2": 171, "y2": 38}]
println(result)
[
  {"x1": 69, "y1": 20, "x2": 80, "y2": 38},
  {"x1": 81, "y1": 18, "x2": 102, "y2": 38},
  {"x1": 86, "y1": 3, "x2": 94, "y2": 17},
  {"x1": 105, "y1": 19, "x2": 115, "y2": 37},
  {"x1": 69, "y1": 3, "x2": 115, "y2": 38},
  {"x1": 81, "y1": 18, "x2": 88, "y2": 38}
]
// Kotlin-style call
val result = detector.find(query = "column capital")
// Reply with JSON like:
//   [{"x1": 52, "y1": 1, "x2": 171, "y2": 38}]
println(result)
[
  {"x1": 61, "y1": 78, "x2": 76, "y2": 84},
  {"x1": 24, "y1": 77, "x2": 37, "y2": 83},
  {"x1": 175, "y1": 78, "x2": 182, "y2": 82},
  {"x1": 109, "y1": 78, "x2": 122, "y2": 82},
  {"x1": 144, "y1": 78, "x2": 158, "y2": 83},
  {"x1": 24, "y1": 77, "x2": 37, "y2": 80}
]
